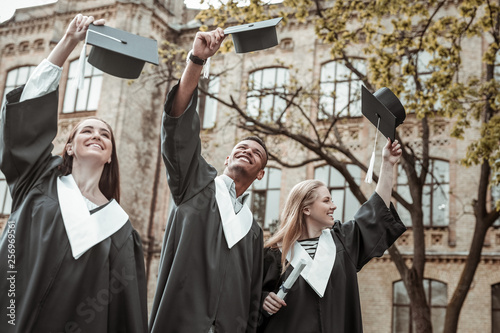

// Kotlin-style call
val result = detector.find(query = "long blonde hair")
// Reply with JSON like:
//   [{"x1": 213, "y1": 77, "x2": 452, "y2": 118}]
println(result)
[{"x1": 265, "y1": 179, "x2": 325, "y2": 273}]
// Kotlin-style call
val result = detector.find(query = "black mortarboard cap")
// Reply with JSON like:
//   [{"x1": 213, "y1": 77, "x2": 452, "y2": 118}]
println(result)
[
  {"x1": 86, "y1": 24, "x2": 159, "y2": 79},
  {"x1": 224, "y1": 17, "x2": 283, "y2": 54},
  {"x1": 361, "y1": 86, "x2": 406, "y2": 141}
]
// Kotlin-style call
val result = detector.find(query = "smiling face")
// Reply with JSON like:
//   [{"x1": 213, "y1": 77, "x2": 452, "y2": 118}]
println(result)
[
  {"x1": 224, "y1": 139, "x2": 266, "y2": 181},
  {"x1": 66, "y1": 118, "x2": 113, "y2": 167},
  {"x1": 303, "y1": 185, "x2": 337, "y2": 230}
]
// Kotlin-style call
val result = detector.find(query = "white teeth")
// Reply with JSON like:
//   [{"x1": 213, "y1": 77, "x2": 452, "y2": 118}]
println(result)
[{"x1": 90, "y1": 144, "x2": 102, "y2": 149}]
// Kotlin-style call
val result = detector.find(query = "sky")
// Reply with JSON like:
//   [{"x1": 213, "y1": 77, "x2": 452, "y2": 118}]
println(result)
[
  {"x1": 0, "y1": 0, "x2": 266, "y2": 23},
  {"x1": 0, "y1": 1, "x2": 200, "y2": 23}
]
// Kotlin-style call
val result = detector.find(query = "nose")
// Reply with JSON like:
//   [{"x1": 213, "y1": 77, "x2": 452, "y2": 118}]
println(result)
[{"x1": 91, "y1": 130, "x2": 102, "y2": 140}]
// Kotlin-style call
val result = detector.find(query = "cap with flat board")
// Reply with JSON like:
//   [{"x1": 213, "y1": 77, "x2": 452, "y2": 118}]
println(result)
[
  {"x1": 86, "y1": 24, "x2": 159, "y2": 79},
  {"x1": 223, "y1": 17, "x2": 283, "y2": 54},
  {"x1": 361, "y1": 86, "x2": 406, "y2": 142}
]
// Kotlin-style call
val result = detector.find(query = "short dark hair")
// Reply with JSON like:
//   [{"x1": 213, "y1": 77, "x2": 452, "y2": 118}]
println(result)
[{"x1": 242, "y1": 136, "x2": 268, "y2": 168}]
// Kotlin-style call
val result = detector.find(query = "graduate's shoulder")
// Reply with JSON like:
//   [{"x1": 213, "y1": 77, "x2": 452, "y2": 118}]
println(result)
[
  {"x1": 109, "y1": 219, "x2": 141, "y2": 252},
  {"x1": 250, "y1": 219, "x2": 264, "y2": 240}
]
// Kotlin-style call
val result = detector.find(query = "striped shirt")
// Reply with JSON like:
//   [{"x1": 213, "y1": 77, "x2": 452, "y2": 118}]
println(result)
[{"x1": 298, "y1": 237, "x2": 320, "y2": 259}]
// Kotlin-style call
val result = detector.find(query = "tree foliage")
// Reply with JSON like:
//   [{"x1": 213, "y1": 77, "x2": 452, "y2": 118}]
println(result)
[{"x1": 167, "y1": 1, "x2": 500, "y2": 332}]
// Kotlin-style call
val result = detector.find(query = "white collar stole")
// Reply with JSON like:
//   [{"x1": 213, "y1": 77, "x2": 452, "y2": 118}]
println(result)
[
  {"x1": 57, "y1": 174, "x2": 129, "y2": 260},
  {"x1": 214, "y1": 176, "x2": 253, "y2": 249},
  {"x1": 286, "y1": 229, "x2": 336, "y2": 297}
]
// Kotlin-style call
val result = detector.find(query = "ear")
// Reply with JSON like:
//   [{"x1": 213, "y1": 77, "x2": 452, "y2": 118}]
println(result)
[
  {"x1": 224, "y1": 155, "x2": 230, "y2": 166},
  {"x1": 107, "y1": 158, "x2": 112, "y2": 164},
  {"x1": 256, "y1": 168, "x2": 265, "y2": 181},
  {"x1": 303, "y1": 206, "x2": 311, "y2": 216},
  {"x1": 66, "y1": 144, "x2": 73, "y2": 156}
]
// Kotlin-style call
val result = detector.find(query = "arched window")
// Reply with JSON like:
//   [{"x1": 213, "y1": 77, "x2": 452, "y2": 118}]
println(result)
[
  {"x1": 393, "y1": 279, "x2": 447, "y2": 333},
  {"x1": 492, "y1": 184, "x2": 500, "y2": 227},
  {"x1": 314, "y1": 164, "x2": 362, "y2": 222},
  {"x1": 396, "y1": 159, "x2": 449, "y2": 227},
  {"x1": 246, "y1": 67, "x2": 289, "y2": 123},
  {"x1": 493, "y1": 283, "x2": 500, "y2": 332},
  {"x1": 2, "y1": 65, "x2": 36, "y2": 107},
  {"x1": 63, "y1": 57, "x2": 103, "y2": 113},
  {"x1": 319, "y1": 59, "x2": 365, "y2": 119},
  {"x1": 197, "y1": 75, "x2": 219, "y2": 129},
  {"x1": 247, "y1": 167, "x2": 282, "y2": 229},
  {"x1": 402, "y1": 51, "x2": 441, "y2": 109}
]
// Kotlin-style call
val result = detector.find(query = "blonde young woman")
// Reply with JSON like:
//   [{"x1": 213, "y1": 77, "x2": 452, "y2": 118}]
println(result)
[
  {"x1": 0, "y1": 15, "x2": 147, "y2": 333},
  {"x1": 259, "y1": 139, "x2": 407, "y2": 333}
]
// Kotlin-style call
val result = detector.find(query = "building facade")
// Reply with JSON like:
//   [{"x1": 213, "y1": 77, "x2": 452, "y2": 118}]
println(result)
[{"x1": 0, "y1": 1, "x2": 499, "y2": 332}]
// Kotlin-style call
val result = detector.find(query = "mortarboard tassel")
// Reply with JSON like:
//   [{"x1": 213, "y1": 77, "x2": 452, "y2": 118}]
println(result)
[
  {"x1": 364, "y1": 116, "x2": 381, "y2": 184},
  {"x1": 202, "y1": 57, "x2": 211, "y2": 79},
  {"x1": 75, "y1": 34, "x2": 88, "y2": 91}
]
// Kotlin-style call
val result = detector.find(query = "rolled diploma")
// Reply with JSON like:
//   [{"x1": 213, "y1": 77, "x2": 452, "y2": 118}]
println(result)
[{"x1": 277, "y1": 259, "x2": 307, "y2": 299}]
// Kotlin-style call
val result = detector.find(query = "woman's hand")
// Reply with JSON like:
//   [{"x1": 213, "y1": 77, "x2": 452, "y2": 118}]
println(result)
[
  {"x1": 262, "y1": 292, "x2": 287, "y2": 315},
  {"x1": 66, "y1": 14, "x2": 105, "y2": 43},
  {"x1": 382, "y1": 138, "x2": 402, "y2": 167},
  {"x1": 48, "y1": 14, "x2": 105, "y2": 67}
]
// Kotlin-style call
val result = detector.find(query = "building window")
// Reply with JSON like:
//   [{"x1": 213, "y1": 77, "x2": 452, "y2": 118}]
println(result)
[
  {"x1": 198, "y1": 75, "x2": 219, "y2": 129},
  {"x1": 493, "y1": 283, "x2": 500, "y2": 333},
  {"x1": 319, "y1": 59, "x2": 365, "y2": 119},
  {"x1": 494, "y1": 51, "x2": 500, "y2": 80},
  {"x1": 492, "y1": 184, "x2": 500, "y2": 227},
  {"x1": 2, "y1": 65, "x2": 36, "y2": 108},
  {"x1": 393, "y1": 279, "x2": 447, "y2": 333},
  {"x1": 247, "y1": 67, "x2": 289, "y2": 123},
  {"x1": 247, "y1": 167, "x2": 281, "y2": 229},
  {"x1": 397, "y1": 159, "x2": 449, "y2": 227},
  {"x1": 402, "y1": 51, "x2": 441, "y2": 109},
  {"x1": 0, "y1": 171, "x2": 12, "y2": 215},
  {"x1": 314, "y1": 164, "x2": 362, "y2": 222},
  {"x1": 63, "y1": 57, "x2": 103, "y2": 113}
]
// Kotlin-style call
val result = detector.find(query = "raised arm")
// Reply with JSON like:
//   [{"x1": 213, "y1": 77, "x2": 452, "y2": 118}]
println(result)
[
  {"x1": 48, "y1": 14, "x2": 105, "y2": 67},
  {"x1": 375, "y1": 138, "x2": 402, "y2": 207},
  {"x1": 20, "y1": 15, "x2": 105, "y2": 102},
  {"x1": 170, "y1": 28, "x2": 225, "y2": 117}
]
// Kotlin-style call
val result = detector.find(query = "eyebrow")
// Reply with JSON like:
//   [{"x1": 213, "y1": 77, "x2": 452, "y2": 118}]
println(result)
[
  {"x1": 81, "y1": 125, "x2": 111, "y2": 134},
  {"x1": 237, "y1": 143, "x2": 264, "y2": 156}
]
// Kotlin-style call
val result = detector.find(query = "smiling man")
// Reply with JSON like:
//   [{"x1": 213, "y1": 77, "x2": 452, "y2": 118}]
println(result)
[{"x1": 149, "y1": 28, "x2": 267, "y2": 333}]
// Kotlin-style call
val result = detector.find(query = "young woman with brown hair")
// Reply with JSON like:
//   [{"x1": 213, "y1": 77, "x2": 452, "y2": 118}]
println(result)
[{"x1": 0, "y1": 14, "x2": 147, "y2": 333}]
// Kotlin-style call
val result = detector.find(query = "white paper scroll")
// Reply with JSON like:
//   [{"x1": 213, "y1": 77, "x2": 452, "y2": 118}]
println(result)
[{"x1": 277, "y1": 259, "x2": 307, "y2": 300}]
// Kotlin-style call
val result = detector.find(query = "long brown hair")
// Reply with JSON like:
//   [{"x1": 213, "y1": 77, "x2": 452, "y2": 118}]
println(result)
[
  {"x1": 265, "y1": 179, "x2": 325, "y2": 273},
  {"x1": 58, "y1": 117, "x2": 121, "y2": 203}
]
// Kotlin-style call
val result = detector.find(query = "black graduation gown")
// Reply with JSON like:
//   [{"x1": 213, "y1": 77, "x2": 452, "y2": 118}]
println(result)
[
  {"x1": 0, "y1": 86, "x2": 148, "y2": 333},
  {"x1": 149, "y1": 85, "x2": 264, "y2": 333},
  {"x1": 259, "y1": 193, "x2": 406, "y2": 333}
]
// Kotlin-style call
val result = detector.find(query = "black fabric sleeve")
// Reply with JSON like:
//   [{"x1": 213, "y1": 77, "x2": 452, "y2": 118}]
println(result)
[
  {"x1": 0, "y1": 86, "x2": 60, "y2": 210},
  {"x1": 335, "y1": 192, "x2": 406, "y2": 271},
  {"x1": 161, "y1": 83, "x2": 217, "y2": 206}
]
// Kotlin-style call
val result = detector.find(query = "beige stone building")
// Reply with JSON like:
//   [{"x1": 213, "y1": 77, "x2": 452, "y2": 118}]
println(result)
[{"x1": 0, "y1": 1, "x2": 499, "y2": 332}]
